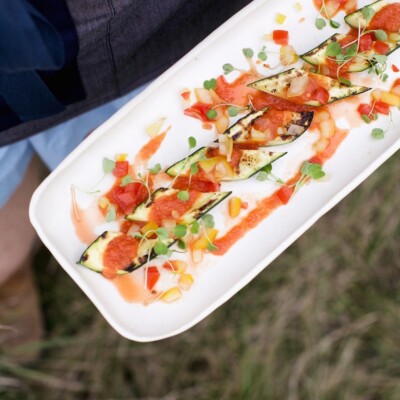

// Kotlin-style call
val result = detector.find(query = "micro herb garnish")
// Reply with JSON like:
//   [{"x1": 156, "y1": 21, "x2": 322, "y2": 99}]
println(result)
[
  {"x1": 223, "y1": 63, "x2": 235, "y2": 74},
  {"x1": 190, "y1": 162, "x2": 198, "y2": 175},
  {"x1": 315, "y1": 0, "x2": 340, "y2": 30},
  {"x1": 242, "y1": 48, "x2": 254, "y2": 58},
  {"x1": 329, "y1": 20, "x2": 340, "y2": 29},
  {"x1": 177, "y1": 190, "x2": 190, "y2": 201},
  {"x1": 105, "y1": 204, "x2": 116, "y2": 222},
  {"x1": 203, "y1": 78, "x2": 217, "y2": 90},
  {"x1": 154, "y1": 240, "x2": 169, "y2": 256},
  {"x1": 326, "y1": 42, "x2": 342, "y2": 57},
  {"x1": 362, "y1": 6, "x2": 375, "y2": 24},
  {"x1": 375, "y1": 29, "x2": 388, "y2": 41},
  {"x1": 148, "y1": 163, "x2": 161, "y2": 174},
  {"x1": 295, "y1": 161, "x2": 326, "y2": 191},
  {"x1": 206, "y1": 109, "x2": 218, "y2": 119},
  {"x1": 227, "y1": 106, "x2": 239, "y2": 117},
  {"x1": 202, "y1": 214, "x2": 215, "y2": 228},
  {"x1": 258, "y1": 51, "x2": 267, "y2": 61},
  {"x1": 315, "y1": 18, "x2": 326, "y2": 30},
  {"x1": 207, "y1": 243, "x2": 218, "y2": 252},
  {"x1": 120, "y1": 174, "x2": 133, "y2": 187},
  {"x1": 155, "y1": 227, "x2": 169, "y2": 240},
  {"x1": 371, "y1": 127, "x2": 385, "y2": 139},
  {"x1": 103, "y1": 157, "x2": 115, "y2": 174},
  {"x1": 177, "y1": 239, "x2": 186, "y2": 250},
  {"x1": 256, "y1": 163, "x2": 284, "y2": 184},
  {"x1": 174, "y1": 224, "x2": 187, "y2": 238},
  {"x1": 188, "y1": 136, "x2": 197, "y2": 149},
  {"x1": 361, "y1": 114, "x2": 371, "y2": 124},
  {"x1": 191, "y1": 221, "x2": 200, "y2": 234}
]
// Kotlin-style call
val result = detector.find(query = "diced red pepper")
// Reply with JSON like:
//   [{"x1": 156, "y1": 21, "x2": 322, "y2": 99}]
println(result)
[
  {"x1": 359, "y1": 33, "x2": 373, "y2": 52},
  {"x1": 272, "y1": 30, "x2": 289, "y2": 46},
  {"x1": 374, "y1": 101, "x2": 390, "y2": 115},
  {"x1": 308, "y1": 155, "x2": 324, "y2": 165},
  {"x1": 357, "y1": 103, "x2": 373, "y2": 116},
  {"x1": 392, "y1": 64, "x2": 399, "y2": 72},
  {"x1": 108, "y1": 182, "x2": 148, "y2": 214},
  {"x1": 146, "y1": 266, "x2": 160, "y2": 291},
  {"x1": 313, "y1": 86, "x2": 330, "y2": 105},
  {"x1": 374, "y1": 40, "x2": 390, "y2": 55},
  {"x1": 113, "y1": 161, "x2": 129, "y2": 177},
  {"x1": 172, "y1": 176, "x2": 220, "y2": 192},
  {"x1": 277, "y1": 186, "x2": 293, "y2": 205}
]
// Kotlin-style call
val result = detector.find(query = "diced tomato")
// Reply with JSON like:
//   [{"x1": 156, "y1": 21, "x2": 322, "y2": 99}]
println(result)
[
  {"x1": 146, "y1": 266, "x2": 160, "y2": 291},
  {"x1": 108, "y1": 182, "x2": 148, "y2": 214},
  {"x1": 374, "y1": 101, "x2": 390, "y2": 115},
  {"x1": 313, "y1": 87, "x2": 330, "y2": 105},
  {"x1": 357, "y1": 103, "x2": 373, "y2": 116},
  {"x1": 272, "y1": 30, "x2": 289, "y2": 46},
  {"x1": 184, "y1": 103, "x2": 211, "y2": 122},
  {"x1": 276, "y1": 186, "x2": 293, "y2": 205},
  {"x1": 172, "y1": 176, "x2": 220, "y2": 192},
  {"x1": 308, "y1": 155, "x2": 324, "y2": 165},
  {"x1": 392, "y1": 64, "x2": 399, "y2": 72},
  {"x1": 374, "y1": 40, "x2": 390, "y2": 55},
  {"x1": 359, "y1": 33, "x2": 373, "y2": 52},
  {"x1": 112, "y1": 161, "x2": 129, "y2": 177}
]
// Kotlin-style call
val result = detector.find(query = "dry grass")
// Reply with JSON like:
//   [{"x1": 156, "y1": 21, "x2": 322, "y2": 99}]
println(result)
[{"x1": 1, "y1": 153, "x2": 399, "y2": 400}]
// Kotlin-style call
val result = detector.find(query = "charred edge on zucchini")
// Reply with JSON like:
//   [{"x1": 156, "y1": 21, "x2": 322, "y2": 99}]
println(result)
[{"x1": 225, "y1": 109, "x2": 269, "y2": 141}]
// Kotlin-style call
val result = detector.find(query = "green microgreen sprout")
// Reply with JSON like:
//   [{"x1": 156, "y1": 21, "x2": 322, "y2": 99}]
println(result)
[
  {"x1": 203, "y1": 78, "x2": 217, "y2": 90},
  {"x1": 105, "y1": 204, "x2": 116, "y2": 222},
  {"x1": 148, "y1": 163, "x2": 162, "y2": 175},
  {"x1": 191, "y1": 221, "x2": 200, "y2": 234},
  {"x1": 294, "y1": 161, "x2": 326, "y2": 192},
  {"x1": 174, "y1": 224, "x2": 187, "y2": 238},
  {"x1": 206, "y1": 109, "x2": 218, "y2": 120},
  {"x1": 315, "y1": 0, "x2": 340, "y2": 30},
  {"x1": 371, "y1": 127, "x2": 385, "y2": 139},
  {"x1": 177, "y1": 190, "x2": 190, "y2": 201},
  {"x1": 258, "y1": 51, "x2": 267, "y2": 61},
  {"x1": 256, "y1": 163, "x2": 284, "y2": 185}
]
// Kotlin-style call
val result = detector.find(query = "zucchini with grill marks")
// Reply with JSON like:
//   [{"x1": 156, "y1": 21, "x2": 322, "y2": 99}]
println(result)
[
  {"x1": 126, "y1": 188, "x2": 231, "y2": 224},
  {"x1": 248, "y1": 69, "x2": 370, "y2": 107},
  {"x1": 344, "y1": 0, "x2": 386, "y2": 29},
  {"x1": 301, "y1": 33, "x2": 400, "y2": 72},
  {"x1": 165, "y1": 147, "x2": 286, "y2": 181}
]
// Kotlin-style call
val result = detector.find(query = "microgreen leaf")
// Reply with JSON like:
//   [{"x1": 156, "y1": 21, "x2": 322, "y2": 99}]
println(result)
[
  {"x1": 177, "y1": 190, "x2": 190, "y2": 201},
  {"x1": 329, "y1": 20, "x2": 340, "y2": 29},
  {"x1": 374, "y1": 29, "x2": 388, "y2": 41},
  {"x1": 227, "y1": 106, "x2": 239, "y2": 117},
  {"x1": 262, "y1": 163, "x2": 273, "y2": 174},
  {"x1": 362, "y1": 7, "x2": 375, "y2": 23},
  {"x1": 242, "y1": 48, "x2": 254, "y2": 58},
  {"x1": 103, "y1": 158, "x2": 115, "y2": 174},
  {"x1": 174, "y1": 224, "x2": 187, "y2": 238},
  {"x1": 301, "y1": 161, "x2": 325, "y2": 180},
  {"x1": 206, "y1": 109, "x2": 218, "y2": 119},
  {"x1": 345, "y1": 44, "x2": 358, "y2": 58},
  {"x1": 336, "y1": 53, "x2": 346, "y2": 63},
  {"x1": 339, "y1": 78, "x2": 352, "y2": 87},
  {"x1": 382, "y1": 73, "x2": 389, "y2": 82},
  {"x1": 188, "y1": 136, "x2": 197, "y2": 149},
  {"x1": 374, "y1": 54, "x2": 387, "y2": 64},
  {"x1": 203, "y1": 78, "x2": 217, "y2": 90},
  {"x1": 326, "y1": 42, "x2": 342, "y2": 57},
  {"x1": 156, "y1": 228, "x2": 169, "y2": 240},
  {"x1": 256, "y1": 171, "x2": 269, "y2": 181},
  {"x1": 177, "y1": 239, "x2": 186, "y2": 250},
  {"x1": 315, "y1": 18, "x2": 326, "y2": 30},
  {"x1": 154, "y1": 240, "x2": 169, "y2": 255},
  {"x1": 223, "y1": 63, "x2": 234, "y2": 74},
  {"x1": 105, "y1": 205, "x2": 116, "y2": 222},
  {"x1": 190, "y1": 162, "x2": 198, "y2": 175},
  {"x1": 202, "y1": 214, "x2": 215, "y2": 228},
  {"x1": 361, "y1": 114, "x2": 371, "y2": 124},
  {"x1": 371, "y1": 128, "x2": 384, "y2": 139},
  {"x1": 148, "y1": 163, "x2": 161, "y2": 174},
  {"x1": 120, "y1": 174, "x2": 133, "y2": 187},
  {"x1": 191, "y1": 221, "x2": 200, "y2": 234},
  {"x1": 258, "y1": 51, "x2": 267, "y2": 61},
  {"x1": 207, "y1": 242, "x2": 218, "y2": 252}
]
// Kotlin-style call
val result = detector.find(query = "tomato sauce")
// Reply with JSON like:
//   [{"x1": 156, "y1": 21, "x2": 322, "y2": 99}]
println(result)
[
  {"x1": 313, "y1": 0, "x2": 356, "y2": 19},
  {"x1": 370, "y1": 4, "x2": 400, "y2": 32},
  {"x1": 103, "y1": 234, "x2": 139, "y2": 279},
  {"x1": 148, "y1": 190, "x2": 201, "y2": 225},
  {"x1": 134, "y1": 130, "x2": 168, "y2": 166},
  {"x1": 114, "y1": 274, "x2": 147, "y2": 303}
]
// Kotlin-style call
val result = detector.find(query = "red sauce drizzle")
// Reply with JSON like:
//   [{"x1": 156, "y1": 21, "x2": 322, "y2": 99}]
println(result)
[{"x1": 370, "y1": 4, "x2": 400, "y2": 32}]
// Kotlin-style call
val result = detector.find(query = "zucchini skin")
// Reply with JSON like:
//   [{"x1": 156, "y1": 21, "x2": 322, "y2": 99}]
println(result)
[
  {"x1": 344, "y1": 0, "x2": 386, "y2": 29},
  {"x1": 301, "y1": 33, "x2": 400, "y2": 72},
  {"x1": 165, "y1": 147, "x2": 286, "y2": 181},
  {"x1": 248, "y1": 68, "x2": 371, "y2": 106},
  {"x1": 224, "y1": 109, "x2": 269, "y2": 141}
]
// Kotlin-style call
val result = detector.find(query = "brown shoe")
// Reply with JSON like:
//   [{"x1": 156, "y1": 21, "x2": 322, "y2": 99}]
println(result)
[{"x1": 0, "y1": 262, "x2": 44, "y2": 364}]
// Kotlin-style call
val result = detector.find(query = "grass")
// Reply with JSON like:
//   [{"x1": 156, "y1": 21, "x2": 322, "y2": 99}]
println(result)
[{"x1": 0, "y1": 153, "x2": 399, "y2": 400}]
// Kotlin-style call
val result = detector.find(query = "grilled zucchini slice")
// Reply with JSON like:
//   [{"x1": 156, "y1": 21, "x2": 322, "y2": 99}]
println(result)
[
  {"x1": 126, "y1": 188, "x2": 231, "y2": 224},
  {"x1": 248, "y1": 69, "x2": 370, "y2": 106},
  {"x1": 225, "y1": 109, "x2": 314, "y2": 145},
  {"x1": 78, "y1": 231, "x2": 174, "y2": 274},
  {"x1": 344, "y1": 0, "x2": 386, "y2": 29},
  {"x1": 165, "y1": 147, "x2": 286, "y2": 181},
  {"x1": 301, "y1": 33, "x2": 400, "y2": 72}
]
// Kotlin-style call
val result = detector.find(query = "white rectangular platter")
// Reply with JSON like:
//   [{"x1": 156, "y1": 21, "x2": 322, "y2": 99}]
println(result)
[{"x1": 30, "y1": 0, "x2": 400, "y2": 341}]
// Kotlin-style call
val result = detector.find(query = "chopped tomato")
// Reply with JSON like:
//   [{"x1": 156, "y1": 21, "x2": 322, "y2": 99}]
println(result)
[
  {"x1": 272, "y1": 30, "x2": 289, "y2": 46},
  {"x1": 113, "y1": 161, "x2": 129, "y2": 177},
  {"x1": 369, "y1": 3, "x2": 400, "y2": 33},
  {"x1": 374, "y1": 101, "x2": 390, "y2": 115},
  {"x1": 108, "y1": 182, "x2": 148, "y2": 214},
  {"x1": 184, "y1": 103, "x2": 211, "y2": 122},
  {"x1": 357, "y1": 103, "x2": 372, "y2": 116},
  {"x1": 146, "y1": 266, "x2": 160, "y2": 291},
  {"x1": 172, "y1": 176, "x2": 220, "y2": 192},
  {"x1": 359, "y1": 33, "x2": 373, "y2": 52},
  {"x1": 374, "y1": 41, "x2": 390, "y2": 55},
  {"x1": 276, "y1": 186, "x2": 293, "y2": 205},
  {"x1": 308, "y1": 155, "x2": 324, "y2": 165},
  {"x1": 313, "y1": 87, "x2": 330, "y2": 105}
]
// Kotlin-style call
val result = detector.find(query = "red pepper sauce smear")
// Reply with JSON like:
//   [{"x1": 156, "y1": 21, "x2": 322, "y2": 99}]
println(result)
[
  {"x1": 148, "y1": 190, "x2": 201, "y2": 225},
  {"x1": 313, "y1": 0, "x2": 357, "y2": 18},
  {"x1": 369, "y1": 3, "x2": 400, "y2": 32},
  {"x1": 103, "y1": 235, "x2": 139, "y2": 279}
]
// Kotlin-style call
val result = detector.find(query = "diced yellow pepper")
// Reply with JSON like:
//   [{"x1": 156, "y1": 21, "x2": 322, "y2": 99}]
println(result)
[
  {"x1": 280, "y1": 45, "x2": 298, "y2": 66},
  {"x1": 191, "y1": 228, "x2": 219, "y2": 251},
  {"x1": 275, "y1": 13, "x2": 286, "y2": 25},
  {"x1": 229, "y1": 197, "x2": 242, "y2": 218},
  {"x1": 179, "y1": 274, "x2": 194, "y2": 290},
  {"x1": 294, "y1": 2, "x2": 302, "y2": 11},
  {"x1": 381, "y1": 92, "x2": 400, "y2": 107},
  {"x1": 141, "y1": 221, "x2": 159, "y2": 237},
  {"x1": 116, "y1": 153, "x2": 128, "y2": 162},
  {"x1": 161, "y1": 287, "x2": 182, "y2": 303},
  {"x1": 98, "y1": 197, "x2": 110, "y2": 210},
  {"x1": 198, "y1": 157, "x2": 223, "y2": 173}
]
